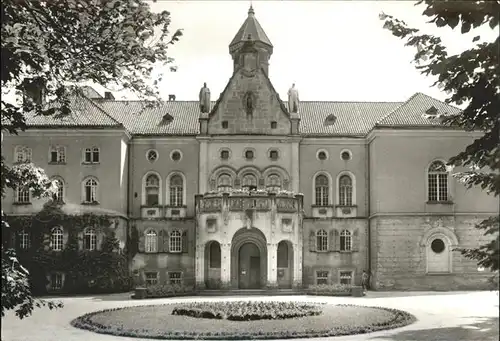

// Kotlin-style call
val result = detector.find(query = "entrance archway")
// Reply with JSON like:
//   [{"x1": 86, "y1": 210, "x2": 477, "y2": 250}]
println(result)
[
  {"x1": 277, "y1": 240, "x2": 293, "y2": 289},
  {"x1": 204, "y1": 241, "x2": 221, "y2": 288},
  {"x1": 231, "y1": 228, "x2": 267, "y2": 289}
]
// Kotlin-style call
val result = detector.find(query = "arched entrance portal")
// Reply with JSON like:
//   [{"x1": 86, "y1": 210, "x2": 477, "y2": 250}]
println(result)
[{"x1": 231, "y1": 228, "x2": 267, "y2": 289}]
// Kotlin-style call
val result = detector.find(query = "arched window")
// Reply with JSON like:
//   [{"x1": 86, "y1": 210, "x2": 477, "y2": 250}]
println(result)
[
  {"x1": 209, "y1": 242, "x2": 221, "y2": 268},
  {"x1": 145, "y1": 230, "x2": 158, "y2": 253},
  {"x1": 217, "y1": 173, "x2": 232, "y2": 192},
  {"x1": 53, "y1": 179, "x2": 64, "y2": 202},
  {"x1": 83, "y1": 227, "x2": 97, "y2": 251},
  {"x1": 315, "y1": 174, "x2": 329, "y2": 206},
  {"x1": 339, "y1": 175, "x2": 352, "y2": 206},
  {"x1": 169, "y1": 230, "x2": 182, "y2": 253},
  {"x1": 242, "y1": 174, "x2": 257, "y2": 191},
  {"x1": 428, "y1": 161, "x2": 448, "y2": 202},
  {"x1": 15, "y1": 187, "x2": 30, "y2": 203},
  {"x1": 49, "y1": 146, "x2": 66, "y2": 163},
  {"x1": 340, "y1": 230, "x2": 352, "y2": 251},
  {"x1": 316, "y1": 229, "x2": 328, "y2": 252},
  {"x1": 145, "y1": 174, "x2": 160, "y2": 206},
  {"x1": 15, "y1": 146, "x2": 32, "y2": 163},
  {"x1": 83, "y1": 178, "x2": 98, "y2": 203},
  {"x1": 169, "y1": 175, "x2": 183, "y2": 206},
  {"x1": 51, "y1": 227, "x2": 64, "y2": 251},
  {"x1": 266, "y1": 174, "x2": 282, "y2": 192},
  {"x1": 18, "y1": 230, "x2": 30, "y2": 249}
]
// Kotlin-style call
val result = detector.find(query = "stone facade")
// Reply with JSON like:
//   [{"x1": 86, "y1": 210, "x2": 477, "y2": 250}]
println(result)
[{"x1": 2, "y1": 7, "x2": 498, "y2": 292}]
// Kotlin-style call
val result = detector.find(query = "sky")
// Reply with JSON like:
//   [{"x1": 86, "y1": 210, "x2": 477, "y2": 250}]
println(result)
[{"x1": 87, "y1": 1, "x2": 496, "y2": 103}]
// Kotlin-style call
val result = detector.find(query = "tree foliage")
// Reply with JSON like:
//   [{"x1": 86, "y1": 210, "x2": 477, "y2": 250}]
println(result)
[
  {"x1": 380, "y1": 0, "x2": 499, "y2": 272},
  {"x1": 1, "y1": 0, "x2": 182, "y2": 319}
]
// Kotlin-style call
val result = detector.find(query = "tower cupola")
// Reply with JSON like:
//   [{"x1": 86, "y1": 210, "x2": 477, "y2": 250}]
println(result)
[{"x1": 229, "y1": 6, "x2": 273, "y2": 75}]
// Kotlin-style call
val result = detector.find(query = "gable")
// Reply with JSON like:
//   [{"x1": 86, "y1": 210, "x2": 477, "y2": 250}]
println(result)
[{"x1": 208, "y1": 69, "x2": 290, "y2": 135}]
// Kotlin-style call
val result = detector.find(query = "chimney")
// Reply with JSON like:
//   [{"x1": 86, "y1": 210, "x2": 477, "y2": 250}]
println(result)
[
  {"x1": 168, "y1": 94, "x2": 176, "y2": 101},
  {"x1": 104, "y1": 92, "x2": 115, "y2": 100}
]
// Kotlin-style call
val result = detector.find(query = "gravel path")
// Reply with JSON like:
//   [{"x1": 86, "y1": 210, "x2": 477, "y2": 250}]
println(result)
[{"x1": 1, "y1": 291, "x2": 498, "y2": 341}]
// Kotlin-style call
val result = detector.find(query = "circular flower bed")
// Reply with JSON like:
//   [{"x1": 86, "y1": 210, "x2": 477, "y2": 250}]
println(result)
[
  {"x1": 71, "y1": 302, "x2": 416, "y2": 340},
  {"x1": 172, "y1": 301, "x2": 322, "y2": 321}
]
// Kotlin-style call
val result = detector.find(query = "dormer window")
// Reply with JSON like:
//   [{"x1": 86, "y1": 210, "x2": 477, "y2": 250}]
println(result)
[
  {"x1": 426, "y1": 106, "x2": 438, "y2": 116},
  {"x1": 325, "y1": 114, "x2": 337, "y2": 126}
]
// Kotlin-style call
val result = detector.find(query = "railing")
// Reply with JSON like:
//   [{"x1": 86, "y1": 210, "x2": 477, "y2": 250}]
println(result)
[{"x1": 196, "y1": 192, "x2": 303, "y2": 214}]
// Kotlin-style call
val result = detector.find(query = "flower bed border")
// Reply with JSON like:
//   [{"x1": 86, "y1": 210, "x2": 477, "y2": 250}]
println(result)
[{"x1": 71, "y1": 303, "x2": 417, "y2": 340}]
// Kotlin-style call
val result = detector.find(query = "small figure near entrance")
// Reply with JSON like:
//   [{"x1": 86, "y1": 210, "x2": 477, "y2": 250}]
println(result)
[
  {"x1": 199, "y1": 82, "x2": 211, "y2": 113},
  {"x1": 361, "y1": 270, "x2": 370, "y2": 293},
  {"x1": 287, "y1": 83, "x2": 299, "y2": 113}
]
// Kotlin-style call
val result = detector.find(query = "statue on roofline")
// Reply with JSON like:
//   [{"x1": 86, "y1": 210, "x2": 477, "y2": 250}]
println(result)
[
  {"x1": 288, "y1": 83, "x2": 299, "y2": 113},
  {"x1": 199, "y1": 82, "x2": 211, "y2": 113}
]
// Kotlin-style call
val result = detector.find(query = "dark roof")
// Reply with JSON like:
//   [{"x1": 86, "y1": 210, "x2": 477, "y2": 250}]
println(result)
[
  {"x1": 22, "y1": 94, "x2": 123, "y2": 128},
  {"x1": 229, "y1": 6, "x2": 273, "y2": 48},
  {"x1": 377, "y1": 92, "x2": 461, "y2": 127},
  {"x1": 95, "y1": 100, "x2": 204, "y2": 135}
]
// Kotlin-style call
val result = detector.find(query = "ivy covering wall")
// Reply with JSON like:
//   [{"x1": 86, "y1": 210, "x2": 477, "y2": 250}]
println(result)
[{"x1": 3, "y1": 202, "x2": 132, "y2": 295}]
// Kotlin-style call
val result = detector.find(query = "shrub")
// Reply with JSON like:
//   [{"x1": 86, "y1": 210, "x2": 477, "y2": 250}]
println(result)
[
  {"x1": 171, "y1": 301, "x2": 323, "y2": 321},
  {"x1": 144, "y1": 283, "x2": 195, "y2": 298},
  {"x1": 306, "y1": 284, "x2": 352, "y2": 295}
]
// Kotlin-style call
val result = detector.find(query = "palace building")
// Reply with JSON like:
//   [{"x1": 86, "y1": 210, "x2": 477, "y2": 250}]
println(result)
[{"x1": 2, "y1": 7, "x2": 498, "y2": 292}]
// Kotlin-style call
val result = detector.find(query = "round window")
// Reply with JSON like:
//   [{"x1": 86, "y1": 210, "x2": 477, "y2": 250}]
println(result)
[
  {"x1": 171, "y1": 151, "x2": 182, "y2": 161},
  {"x1": 431, "y1": 239, "x2": 445, "y2": 254},
  {"x1": 220, "y1": 150, "x2": 230, "y2": 160},
  {"x1": 146, "y1": 149, "x2": 158, "y2": 162},
  {"x1": 245, "y1": 150, "x2": 254, "y2": 160},
  {"x1": 341, "y1": 151, "x2": 351, "y2": 161},
  {"x1": 318, "y1": 151, "x2": 327, "y2": 161}
]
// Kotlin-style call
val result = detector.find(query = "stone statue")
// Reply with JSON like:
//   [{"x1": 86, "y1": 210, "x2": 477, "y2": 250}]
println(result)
[
  {"x1": 199, "y1": 82, "x2": 211, "y2": 113},
  {"x1": 287, "y1": 83, "x2": 299, "y2": 113}
]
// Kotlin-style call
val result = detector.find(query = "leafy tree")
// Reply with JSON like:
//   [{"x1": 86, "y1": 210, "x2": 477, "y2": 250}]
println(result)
[
  {"x1": 1, "y1": 0, "x2": 182, "y2": 319},
  {"x1": 380, "y1": 1, "x2": 499, "y2": 274}
]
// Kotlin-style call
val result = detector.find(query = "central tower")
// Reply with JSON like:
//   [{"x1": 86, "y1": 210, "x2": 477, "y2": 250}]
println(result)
[{"x1": 229, "y1": 6, "x2": 274, "y2": 75}]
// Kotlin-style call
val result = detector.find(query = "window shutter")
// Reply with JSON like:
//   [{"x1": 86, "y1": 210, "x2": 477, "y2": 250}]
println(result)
[
  {"x1": 352, "y1": 229, "x2": 359, "y2": 252},
  {"x1": 97, "y1": 231, "x2": 104, "y2": 251},
  {"x1": 77, "y1": 231, "x2": 83, "y2": 250},
  {"x1": 182, "y1": 231, "x2": 188, "y2": 253},
  {"x1": 163, "y1": 230, "x2": 170, "y2": 253},
  {"x1": 63, "y1": 229, "x2": 69, "y2": 250},
  {"x1": 309, "y1": 231, "x2": 315, "y2": 252},
  {"x1": 158, "y1": 230, "x2": 164, "y2": 252},
  {"x1": 138, "y1": 231, "x2": 145, "y2": 253},
  {"x1": 328, "y1": 230, "x2": 335, "y2": 251},
  {"x1": 334, "y1": 229, "x2": 340, "y2": 251}
]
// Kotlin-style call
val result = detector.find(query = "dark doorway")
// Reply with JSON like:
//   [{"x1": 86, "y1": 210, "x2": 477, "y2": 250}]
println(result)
[{"x1": 238, "y1": 242, "x2": 261, "y2": 289}]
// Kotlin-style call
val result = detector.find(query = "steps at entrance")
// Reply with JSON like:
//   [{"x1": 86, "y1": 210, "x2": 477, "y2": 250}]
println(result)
[{"x1": 199, "y1": 289, "x2": 303, "y2": 296}]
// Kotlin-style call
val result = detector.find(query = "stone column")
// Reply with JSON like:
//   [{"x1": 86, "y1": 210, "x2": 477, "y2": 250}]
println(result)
[
  {"x1": 195, "y1": 243, "x2": 205, "y2": 289},
  {"x1": 267, "y1": 243, "x2": 278, "y2": 289},
  {"x1": 291, "y1": 141, "x2": 300, "y2": 192},
  {"x1": 220, "y1": 243, "x2": 231, "y2": 289},
  {"x1": 292, "y1": 241, "x2": 303, "y2": 289},
  {"x1": 198, "y1": 139, "x2": 209, "y2": 194}
]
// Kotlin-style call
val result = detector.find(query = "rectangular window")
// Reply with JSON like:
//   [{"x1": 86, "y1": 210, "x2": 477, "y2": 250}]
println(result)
[
  {"x1": 316, "y1": 235, "x2": 328, "y2": 252},
  {"x1": 145, "y1": 272, "x2": 158, "y2": 286},
  {"x1": 84, "y1": 149, "x2": 92, "y2": 163},
  {"x1": 438, "y1": 174, "x2": 448, "y2": 201},
  {"x1": 50, "y1": 273, "x2": 63, "y2": 290},
  {"x1": 19, "y1": 231, "x2": 30, "y2": 249},
  {"x1": 169, "y1": 272, "x2": 182, "y2": 285},
  {"x1": 92, "y1": 148, "x2": 100, "y2": 163},
  {"x1": 316, "y1": 271, "x2": 329, "y2": 285},
  {"x1": 339, "y1": 271, "x2": 353, "y2": 285},
  {"x1": 50, "y1": 150, "x2": 58, "y2": 163}
]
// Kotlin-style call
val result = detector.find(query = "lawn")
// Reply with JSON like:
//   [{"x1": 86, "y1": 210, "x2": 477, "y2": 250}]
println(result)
[{"x1": 71, "y1": 301, "x2": 416, "y2": 339}]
